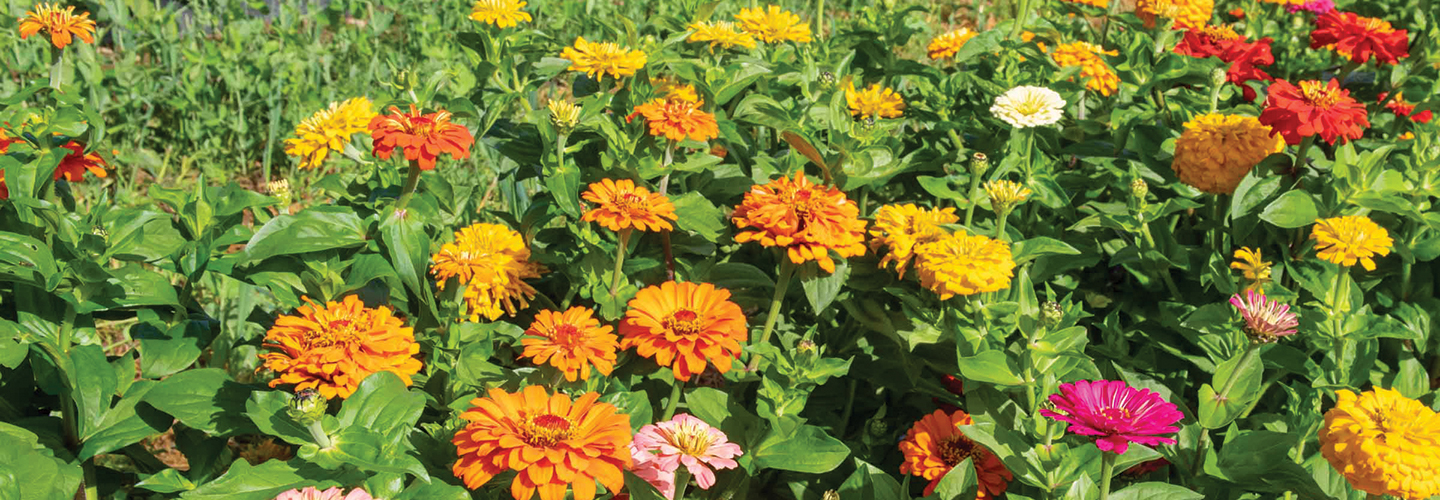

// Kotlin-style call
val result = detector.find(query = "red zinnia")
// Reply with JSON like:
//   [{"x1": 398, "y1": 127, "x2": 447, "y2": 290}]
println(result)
[
  {"x1": 368, "y1": 105, "x2": 475, "y2": 170},
  {"x1": 1258, "y1": 79, "x2": 1369, "y2": 145},
  {"x1": 1380, "y1": 92, "x2": 1433, "y2": 124},
  {"x1": 1222, "y1": 38, "x2": 1276, "y2": 101},
  {"x1": 1175, "y1": 24, "x2": 1242, "y2": 58},
  {"x1": 54, "y1": 142, "x2": 107, "y2": 182},
  {"x1": 1309, "y1": 11, "x2": 1410, "y2": 65}
]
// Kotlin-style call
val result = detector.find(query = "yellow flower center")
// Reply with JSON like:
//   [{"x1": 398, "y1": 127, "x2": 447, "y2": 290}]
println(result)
[
  {"x1": 615, "y1": 192, "x2": 650, "y2": 212},
  {"x1": 551, "y1": 324, "x2": 583, "y2": 345},
  {"x1": 1100, "y1": 407, "x2": 1133, "y2": 422},
  {"x1": 1359, "y1": 17, "x2": 1392, "y2": 32},
  {"x1": 664, "y1": 308, "x2": 704, "y2": 337},
  {"x1": 308, "y1": 319, "x2": 362, "y2": 348},
  {"x1": 521, "y1": 413, "x2": 574, "y2": 447},
  {"x1": 665, "y1": 421, "x2": 719, "y2": 456},
  {"x1": 1199, "y1": 24, "x2": 1241, "y2": 41},
  {"x1": 938, "y1": 435, "x2": 977, "y2": 467},
  {"x1": 1299, "y1": 81, "x2": 1342, "y2": 108}
]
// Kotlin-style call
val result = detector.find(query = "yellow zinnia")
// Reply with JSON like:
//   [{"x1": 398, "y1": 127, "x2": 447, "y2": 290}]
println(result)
[
  {"x1": 688, "y1": 20, "x2": 757, "y2": 50},
  {"x1": 1172, "y1": 114, "x2": 1285, "y2": 194},
  {"x1": 984, "y1": 180, "x2": 1031, "y2": 214},
  {"x1": 735, "y1": 5, "x2": 813, "y2": 44},
  {"x1": 1320, "y1": 388, "x2": 1440, "y2": 500},
  {"x1": 869, "y1": 204, "x2": 958, "y2": 279},
  {"x1": 1137, "y1": 0, "x2": 1215, "y2": 29},
  {"x1": 914, "y1": 231, "x2": 1015, "y2": 298},
  {"x1": 927, "y1": 28, "x2": 978, "y2": 59},
  {"x1": 431, "y1": 223, "x2": 542, "y2": 321},
  {"x1": 1051, "y1": 42, "x2": 1120, "y2": 97},
  {"x1": 845, "y1": 82, "x2": 905, "y2": 119},
  {"x1": 560, "y1": 37, "x2": 648, "y2": 81},
  {"x1": 1310, "y1": 215, "x2": 1393, "y2": 271},
  {"x1": 284, "y1": 97, "x2": 375, "y2": 170},
  {"x1": 469, "y1": 0, "x2": 531, "y2": 28},
  {"x1": 1230, "y1": 247, "x2": 1272, "y2": 291}
]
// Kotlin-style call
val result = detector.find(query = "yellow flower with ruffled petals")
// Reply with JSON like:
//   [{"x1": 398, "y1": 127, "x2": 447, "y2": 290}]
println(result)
[
  {"x1": 1311, "y1": 215, "x2": 1392, "y2": 271},
  {"x1": 1320, "y1": 388, "x2": 1440, "y2": 500}
]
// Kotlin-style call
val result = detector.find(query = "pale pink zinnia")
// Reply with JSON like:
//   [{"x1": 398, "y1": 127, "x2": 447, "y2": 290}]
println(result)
[
  {"x1": 632, "y1": 414, "x2": 743, "y2": 491},
  {"x1": 1039, "y1": 379, "x2": 1183, "y2": 454},
  {"x1": 1229, "y1": 289, "x2": 1299, "y2": 342},
  {"x1": 629, "y1": 441, "x2": 678, "y2": 499},
  {"x1": 274, "y1": 487, "x2": 373, "y2": 500}
]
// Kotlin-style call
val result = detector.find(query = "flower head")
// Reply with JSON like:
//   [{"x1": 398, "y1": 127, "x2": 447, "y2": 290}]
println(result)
[
  {"x1": 633, "y1": 414, "x2": 743, "y2": 491},
  {"x1": 1231, "y1": 247, "x2": 1273, "y2": 291},
  {"x1": 581, "y1": 179, "x2": 678, "y2": 232},
  {"x1": 1136, "y1": 0, "x2": 1215, "y2": 28},
  {"x1": 1175, "y1": 24, "x2": 1243, "y2": 58},
  {"x1": 984, "y1": 180, "x2": 1031, "y2": 214},
  {"x1": 521, "y1": 307, "x2": 618, "y2": 382},
  {"x1": 1380, "y1": 92, "x2": 1433, "y2": 124},
  {"x1": 688, "y1": 21, "x2": 756, "y2": 50},
  {"x1": 735, "y1": 5, "x2": 812, "y2": 43},
  {"x1": 650, "y1": 76, "x2": 700, "y2": 104},
  {"x1": 430, "y1": 223, "x2": 541, "y2": 321},
  {"x1": 731, "y1": 172, "x2": 868, "y2": 273},
  {"x1": 927, "y1": 28, "x2": 978, "y2": 59},
  {"x1": 561, "y1": 37, "x2": 647, "y2": 80},
  {"x1": 1319, "y1": 388, "x2": 1440, "y2": 500},
  {"x1": 368, "y1": 105, "x2": 474, "y2": 170},
  {"x1": 1310, "y1": 11, "x2": 1409, "y2": 65},
  {"x1": 273, "y1": 487, "x2": 373, "y2": 500},
  {"x1": 1040, "y1": 379, "x2": 1183, "y2": 454},
  {"x1": 869, "y1": 204, "x2": 958, "y2": 279},
  {"x1": 1311, "y1": 215, "x2": 1392, "y2": 271},
  {"x1": 1051, "y1": 42, "x2": 1120, "y2": 96},
  {"x1": 18, "y1": 3, "x2": 96, "y2": 49},
  {"x1": 54, "y1": 142, "x2": 107, "y2": 182},
  {"x1": 1258, "y1": 79, "x2": 1369, "y2": 145},
  {"x1": 913, "y1": 231, "x2": 1015, "y2": 299},
  {"x1": 260, "y1": 295, "x2": 422, "y2": 399},
  {"x1": 469, "y1": 0, "x2": 531, "y2": 28},
  {"x1": 1286, "y1": 0, "x2": 1334, "y2": 14},
  {"x1": 1221, "y1": 38, "x2": 1277, "y2": 100},
  {"x1": 844, "y1": 82, "x2": 906, "y2": 119},
  {"x1": 1172, "y1": 113, "x2": 1285, "y2": 194},
  {"x1": 286, "y1": 97, "x2": 374, "y2": 170},
  {"x1": 991, "y1": 86, "x2": 1066, "y2": 128},
  {"x1": 899, "y1": 409, "x2": 1013, "y2": 498},
  {"x1": 620, "y1": 281, "x2": 747, "y2": 382},
  {"x1": 626, "y1": 98, "x2": 719, "y2": 142},
  {"x1": 452, "y1": 386, "x2": 633, "y2": 500},
  {"x1": 548, "y1": 100, "x2": 581, "y2": 132},
  {"x1": 628, "y1": 442, "x2": 678, "y2": 499},
  {"x1": 0, "y1": 127, "x2": 19, "y2": 153},
  {"x1": 1229, "y1": 290, "x2": 1298, "y2": 342}
]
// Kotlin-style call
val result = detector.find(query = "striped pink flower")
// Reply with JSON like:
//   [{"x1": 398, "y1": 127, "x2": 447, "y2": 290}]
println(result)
[
  {"x1": 274, "y1": 487, "x2": 372, "y2": 500},
  {"x1": 1230, "y1": 289, "x2": 1299, "y2": 342},
  {"x1": 1040, "y1": 380, "x2": 1183, "y2": 454},
  {"x1": 632, "y1": 414, "x2": 743, "y2": 492}
]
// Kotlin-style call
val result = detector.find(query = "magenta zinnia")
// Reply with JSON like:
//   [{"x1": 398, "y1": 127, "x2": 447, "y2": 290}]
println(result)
[
  {"x1": 1229, "y1": 290, "x2": 1298, "y2": 342},
  {"x1": 632, "y1": 414, "x2": 743, "y2": 492},
  {"x1": 1040, "y1": 379, "x2": 1183, "y2": 454}
]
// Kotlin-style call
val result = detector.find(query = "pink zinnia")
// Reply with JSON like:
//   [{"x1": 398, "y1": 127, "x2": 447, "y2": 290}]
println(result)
[
  {"x1": 629, "y1": 441, "x2": 678, "y2": 499},
  {"x1": 1039, "y1": 380, "x2": 1183, "y2": 454},
  {"x1": 274, "y1": 487, "x2": 373, "y2": 500},
  {"x1": 632, "y1": 414, "x2": 743, "y2": 492},
  {"x1": 1229, "y1": 290, "x2": 1299, "y2": 342},
  {"x1": 1286, "y1": 0, "x2": 1334, "y2": 14}
]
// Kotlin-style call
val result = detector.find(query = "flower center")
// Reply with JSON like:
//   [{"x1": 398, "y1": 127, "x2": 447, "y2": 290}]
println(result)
[
  {"x1": 665, "y1": 421, "x2": 719, "y2": 456},
  {"x1": 615, "y1": 192, "x2": 650, "y2": 213},
  {"x1": 308, "y1": 319, "x2": 362, "y2": 348},
  {"x1": 1358, "y1": 17, "x2": 1392, "y2": 32},
  {"x1": 664, "y1": 308, "x2": 705, "y2": 337},
  {"x1": 1098, "y1": 407, "x2": 1133, "y2": 426},
  {"x1": 521, "y1": 413, "x2": 574, "y2": 447},
  {"x1": 551, "y1": 324, "x2": 583, "y2": 345},
  {"x1": 1299, "y1": 81, "x2": 1342, "y2": 108},
  {"x1": 937, "y1": 435, "x2": 977, "y2": 467},
  {"x1": 1200, "y1": 24, "x2": 1241, "y2": 41}
]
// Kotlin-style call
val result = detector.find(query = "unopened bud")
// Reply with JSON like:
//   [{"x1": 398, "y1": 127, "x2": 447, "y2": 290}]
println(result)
[
  {"x1": 1042, "y1": 301, "x2": 1063, "y2": 328},
  {"x1": 548, "y1": 100, "x2": 581, "y2": 134},
  {"x1": 90, "y1": 226, "x2": 108, "y2": 240},
  {"x1": 970, "y1": 152, "x2": 990, "y2": 176},
  {"x1": 984, "y1": 180, "x2": 1031, "y2": 215},
  {"x1": 286, "y1": 389, "x2": 328, "y2": 425},
  {"x1": 819, "y1": 71, "x2": 836, "y2": 90},
  {"x1": 1129, "y1": 178, "x2": 1149, "y2": 200},
  {"x1": 823, "y1": 490, "x2": 840, "y2": 500},
  {"x1": 1210, "y1": 67, "x2": 1227, "y2": 87}
]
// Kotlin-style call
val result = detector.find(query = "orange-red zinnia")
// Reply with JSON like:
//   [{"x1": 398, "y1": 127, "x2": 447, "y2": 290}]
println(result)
[
  {"x1": 731, "y1": 172, "x2": 868, "y2": 274},
  {"x1": 259, "y1": 295, "x2": 423, "y2": 399},
  {"x1": 368, "y1": 105, "x2": 475, "y2": 170},
  {"x1": 521, "y1": 307, "x2": 618, "y2": 382},
  {"x1": 54, "y1": 141, "x2": 107, "y2": 182},
  {"x1": 1258, "y1": 79, "x2": 1369, "y2": 145},
  {"x1": 18, "y1": 3, "x2": 97, "y2": 49},
  {"x1": 899, "y1": 409, "x2": 1013, "y2": 498},
  {"x1": 619, "y1": 281, "x2": 748, "y2": 382},
  {"x1": 1309, "y1": 11, "x2": 1410, "y2": 66}
]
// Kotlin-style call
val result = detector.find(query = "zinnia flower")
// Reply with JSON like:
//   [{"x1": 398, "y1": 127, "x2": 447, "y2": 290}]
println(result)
[
  {"x1": 984, "y1": 180, "x2": 1031, "y2": 214},
  {"x1": 1286, "y1": 0, "x2": 1334, "y2": 14},
  {"x1": 1171, "y1": 113, "x2": 1285, "y2": 194},
  {"x1": 1061, "y1": 0, "x2": 1109, "y2": 7},
  {"x1": 1258, "y1": 79, "x2": 1369, "y2": 145},
  {"x1": 1231, "y1": 247, "x2": 1272, "y2": 291},
  {"x1": 1319, "y1": 388, "x2": 1440, "y2": 500},
  {"x1": 561, "y1": 37, "x2": 648, "y2": 80},
  {"x1": 548, "y1": 100, "x2": 581, "y2": 131},
  {"x1": 619, "y1": 281, "x2": 747, "y2": 382},
  {"x1": 273, "y1": 487, "x2": 373, "y2": 500},
  {"x1": 451, "y1": 386, "x2": 632, "y2": 500},
  {"x1": 0, "y1": 171, "x2": 9, "y2": 200},
  {"x1": 632, "y1": 414, "x2": 743, "y2": 492},
  {"x1": 1229, "y1": 289, "x2": 1298, "y2": 342},
  {"x1": 731, "y1": 171, "x2": 868, "y2": 274},
  {"x1": 1051, "y1": 42, "x2": 1120, "y2": 97},
  {"x1": 899, "y1": 409, "x2": 1013, "y2": 498},
  {"x1": 521, "y1": 307, "x2": 618, "y2": 382},
  {"x1": 259, "y1": 295, "x2": 422, "y2": 399},
  {"x1": 1380, "y1": 92, "x2": 1433, "y2": 124},
  {"x1": 430, "y1": 223, "x2": 541, "y2": 321},
  {"x1": 18, "y1": 3, "x2": 97, "y2": 49},
  {"x1": 54, "y1": 141, "x2": 107, "y2": 182},
  {"x1": 626, "y1": 98, "x2": 720, "y2": 142},
  {"x1": 990, "y1": 86, "x2": 1066, "y2": 128},
  {"x1": 1310, "y1": 215, "x2": 1393, "y2": 271},
  {"x1": 285, "y1": 97, "x2": 375, "y2": 170},
  {"x1": 927, "y1": 28, "x2": 978, "y2": 59},
  {"x1": 469, "y1": 0, "x2": 531, "y2": 28},
  {"x1": 869, "y1": 204, "x2": 958, "y2": 279},
  {"x1": 581, "y1": 179, "x2": 678, "y2": 232},
  {"x1": 629, "y1": 442, "x2": 678, "y2": 499},
  {"x1": 368, "y1": 105, "x2": 474, "y2": 170},
  {"x1": 1136, "y1": 0, "x2": 1215, "y2": 28},
  {"x1": 687, "y1": 21, "x2": 756, "y2": 50},
  {"x1": 735, "y1": 5, "x2": 813, "y2": 44},
  {"x1": 1040, "y1": 379, "x2": 1184, "y2": 454},
  {"x1": 913, "y1": 231, "x2": 1015, "y2": 299},
  {"x1": 650, "y1": 76, "x2": 700, "y2": 104},
  {"x1": 844, "y1": 82, "x2": 906, "y2": 119},
  {"x1": 1174, "y1": 24, "x2": 1243, "y2": 58},
  {"x1": 0, "y1": 127, "x2": 18, "y2": 153},
  {"x1": 1221, "y1": 38, "x2": 1277, "y2": 100},
  {"x1": 1309, "y1": 11, "x2": 1410, "y2": 65}
]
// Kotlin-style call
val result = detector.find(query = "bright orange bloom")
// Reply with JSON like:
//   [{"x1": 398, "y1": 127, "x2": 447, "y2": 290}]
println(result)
[
  {"x1": 869, "y1": 204, "x2": 958, "y2": 279},
  {"x1": 900, "y1": 409, "x2": 1013, "y2": 498},
  {"x1": 731, "y1": 172, "x2": 868, "y2": 274},
  {"x1": 1258, "y1": 79, "x2": 1369, "y2": 145},
  {"x1": 259, "y1": 295, "x2": 422, "y2": 399},
  {"x1": 452, "y1": 386, "x2": 632, "y2": 500},
  {"x1": 54, "y1": 141, "x2": 107, "y2": 182},
  {"x1": 521, "y1": 307, "x2": 618, "y2": 382},
  {"x1": 368, "y1": 105, "x2": 474, "y2": 170},
  {"x1": 580, "y1": 179, "x2": 677, "y2": 232},
  {"x1": 1309, "y1": 11, "x2": 1409, "y2": 65},
  {"x1": 626, "y1": 98, "x2": 719, "y2": 142},
  {"x1": 1051, "y1": 42, "x2": 1120, "y2": 96},
  {"x1": 0, "y1": 126, "x2": 18, "y2": 153},
  {"x1": 619, "y1": 281, "x2": 747, "y2": 382},
  {"x1": 927, "y1": 28, "x2": 978, "y2": 59},
  {"x1": 18, "y1": 3, "x2": 97, "y2": 49}
]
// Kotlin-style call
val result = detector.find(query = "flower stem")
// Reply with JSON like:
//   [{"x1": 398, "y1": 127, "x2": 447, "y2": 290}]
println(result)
[
  {"x1": 660, "y1": 141, "x2": 677, "y2": 281},
  {"x1": 964, "y1": 158, "x2": 984, "y2": 227},
  {"x1": 1292, "y1": 136, "x2": 1316, "y2": 174},
  {"x1": 674, "y1": 467, "x2": 692, "y2": 500},
  {"x1": 609, "y1": 228, "x2": 633, "y2": 301},
  {"x1": 396, "y1": 159, "x2": 423, "y2": 209},
  {"x1": 1215, "y1": 343, "x2": 1259, "y2": 399},
  {"x1": 49, "y1": 46, "x2": 63, "y2": 90},
  {"x1": 82, "y1": 460, "x2": 98, "y2": 500},
  {"x1": 662, "y1": 380, "x2": 685, "y2": 420},
  {"x1": 1009, "y1": 0, "x2": 1032, "y2": 40},
  {"x1": 814, "y1": 0, "x2": 826, "y2": 41},
  {"x1": 995, "y1": 209, "x2": 1010, "y2": 240},
  {"x1": 306, "y1": 420, "x2": 333, "y2": 449},
  {"x1": 746, "y1": 258, "x2": 797, "y2": 371},
  {"x1": 1098, "y1": 452, "x2": 1116, "y2": 500}
]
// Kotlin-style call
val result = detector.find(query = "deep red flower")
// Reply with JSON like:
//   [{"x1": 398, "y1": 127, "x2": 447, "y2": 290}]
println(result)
[
  {"x1": 1309, "y1": 11, "x2": 1410, "y2": 65},
  {"x1": 54, "y1": 142, "x2": 107, "y2": 182},
  {"x1": 941, "y1": 374, "x2": 966, "y2": 396},
  {"x1": 1379, "y1": 92, "x2": 1433, "y2": 124},
  {"x1": 1258, "y1": 79, "x2": 1369, "y2": 145},
  {"x1": 1223, "y1": 38, "x2": 1276, "y2": 101},
  {"x1": 1175, "y1": 24, "x2": 1242, "y2": 58}
]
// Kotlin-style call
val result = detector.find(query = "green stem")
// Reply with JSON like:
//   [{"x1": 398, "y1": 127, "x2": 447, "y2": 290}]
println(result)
[
  {"x1": 995, "y1": 209, "x2": 1011, "y2": 240},
  {"x1": 673, "y1": 467, "x2": 692, "y2": 500},
  {"x1": 395, "y1": 160, "x2": 423, "y2": 209},
  {"x1": 1009, "y1": 0, "x2": 1033, "y2": 40},
  {"x1": 306, "y1": 420, "x2": 333, "y2": 449},
  {"x1": 82, "y1": 460, "x2": 98, "y2": 500},
  {"x1": 964, "y1": 169, "x2": 983, "y2": 227},
  {"x1": 1329, "y1": 270, "x2": 1350, "y2": 386},
  {"x1": 609, "y1": 228, "x2": 634, "y2": 301},
  {"x1": 839, "y1": 379, "x2": 858, "y2": 437},
  {"x1": 49, "y1": 45, "x2": 63, "y2": 90},
  {"x1": 1139, "y1": 223, "x2": 1183, "y2": 299},
  {"x1": 1191, "y1": 428, "x2": 1209, "y2": 478},
  {"x1": 1208, "y1": 74, "x2": 1224, "y2": 113},
  {"x1": 1292, "y1": 136, "x2": 1316, "y2": 174},
  {"x1": 1099, "y1": 452, "x2": 1116, "y2": 500},
  {"x1": 659, "y1": 142, "x2": 677, "y2": 281},
  {"x1": 1215, "y1": 343, "x2": 1259, "y2": 399},
  {"x1": 662, "y1": 380, "x2": 685, "y2": 420},
  {"x1": 814, "y1": 0, "x2": 826, "y2": 41},
  {"x1": 746, "y1": 259, "x2": 797, "y2": 371}
]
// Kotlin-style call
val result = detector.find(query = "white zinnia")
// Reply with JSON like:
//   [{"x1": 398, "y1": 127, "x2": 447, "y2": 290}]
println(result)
[{"x1": 990, "y1": 86, "x2": 1066, "y2": 128}]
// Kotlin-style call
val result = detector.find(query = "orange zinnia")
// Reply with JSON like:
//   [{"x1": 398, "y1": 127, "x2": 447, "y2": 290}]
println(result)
[
  {"x1": 259, "y1": 295, "x2": 422, "y2": 399},
  {"x1": 1258, "y1": 79, "x2": 1369, "y2": 145},
  {"x1": 619, "y1": 281, "x2": 748, "y2": 382},
  {"x1": 626, "y1": 98, "x2": 720, "y2": 143},
  {"x1": 54, "y1": 141, "x2": 107, "y2": 182},
  {"x1": 731, "y1": 171, "x2": 868, "y2": 274},
  {"x1": 521, "y1": 307, "x2": 619, "y2": 382},
  {"x1": 18, "y1": 3, "x2": 97, "y2": 50},
  {"x1": 368, "y1": 105, "x2": 475, "y2": 170},
  {"x1": 452, "y1": 386, "x2": 632, "y2": 500},
  {"x1": 900, "y1": 409, "x2": 1013, "y2": 498},
  {"x1": 580, "y1": 179, "x2": 677, "y2": 232},
  {"x1": 0, "y1": 126, "x2": 18, "y2": 153}
]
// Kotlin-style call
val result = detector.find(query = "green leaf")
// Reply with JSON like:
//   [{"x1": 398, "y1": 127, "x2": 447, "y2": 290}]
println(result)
[
  {"x1": 544, "y1": 159, "x2": 583, "y2": 218},
  {"x1": 78, "y1": 263, "x2": 182, "y2": 312},
  {"x1": 245, "y1": 391, "x2": 316, "y2": 446},
  {"x1": 1011, "y1": 237, "x2": 1082, "y2": 265},
  {"x1": 335, "y1": 372, "x2": 425, "y2": 437},
  {"x1": 136, "y1": 468, "x2": 198, "y2": 494},
  {"x1": 801, "y1": 259, "x2": 849, "y2": 314},
  {"x1": 298, "y1": 427, "x2": 429, "y2": 479},
  {"x1": 181, "y1": 459, "x2": 343, "y2": 500},
  {"x1": 623, "y1": 470, "x2": 667, "y2": 500},
  {"x1": 1109, "y1": 482, "x2": 1203, "y2": 500},
  {"x1": 752, "y1": 424, "x2": 850, "y2": 473},
  {"x1": 704, "y1": 263, "x2": 774, "y2": 289},
  {"x1": 1259, "y1": 191, "x2": 1319, "y2": 229},
  {"x1": 144, "y1": 368, "x2": 260, "y2": 436},
  {"x1": 1216, "y1": 431, "x2": 1335, "y2": 499},
  {"x1": 671, "y1": 191, "x2": 725, "y2": 242},
  {"x1": 68, "y1": 344, "x2": 118, "y2": 437},
  {"x1": 242, "y1": 206, "x2": 367, "y2": 263},
  {"x1": 394, "y1": 480, "x2": 471, "y2": 500},
  {"x1": 957, "y1": 350, "x2": 1025, "y2": 386},
  {"x1": 380, "y1": 208, "x2": 440, "y2": 320},
  {"x1": 932, "y1": 457, "x2": 978, "y2": 500},
  {"x1": 838, "y1": 459, "x2": 906, "y2": 500},
  {"x1": 0, "y1": 432, "x2": 82, "y2": 500},
  {"x1": 1198, "y1": 347, "x2": 1263, "y2": 429},
  {"x1": 0, "y1": 232, "x2": 57, "y2": 288},
  {"x1": 79, "y1": 380, "x2": 171, "y2": 459}
]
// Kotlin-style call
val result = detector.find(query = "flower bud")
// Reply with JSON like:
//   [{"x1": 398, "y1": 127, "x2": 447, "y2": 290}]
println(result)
[
  {"x1": 1210, "y1": 67, "x2": 1228, "y2": 88},
  {"x1": 940, "y1": 374, "x2": 965, "y2": 396},
  {"x1": 547, "y1": 100, "x2": 581, "y2": 134},
  {"x1": 970, "y1": 152, "x2": 990, "y2": 176},
  {"x1": 984, "y1": 180, "x2": 1031, "y2": 215},
  {"x1": 1042, "y1": 301, "x2": 1063, "y2": 328},
  {"x1": 823, "y1": 490, "x2": 841, "y2": 500},
  {"x1": 1129, "y1": 178, "x2": 1149, "y2": 200},
  {"x1": 286, "y1": 388, "x2": 328, "y2": 426},
  {"x1": 267, "y1": 179, "x2": 292, "y2": 205},
  {"x1": 819, "y1": 71, "x2": 836, "y2": 90}
]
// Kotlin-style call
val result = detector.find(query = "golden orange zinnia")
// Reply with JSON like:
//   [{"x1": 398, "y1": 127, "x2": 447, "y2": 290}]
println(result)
[
  {"x1": 259, "y1": 295, "x2": 422, "y2": 399},
  {"x1": 368, "y1": 105, "x2": 475, "y2": 171},
  {"x1": 688, "y1": 20, "x2": 757, "y2": 50},
  {"x1": 560, "y1": 37, "x2": 648, "y2": 81},
  {"x1": 869, "y1": 204, "x2": 958, "y2": 279},
  {"x1": 521, "y1": 307, "x2": 618, "y2": 382},
  {"x1": 18, "y1": 3, "x2": 97, "y2": 49},
  {"x1": 735, "y1": 5, "x2": 813, "y2": 43},
  {"x1": 900, "y1": 409, "x2": 1013, "y2": 498},
  {"x1": 914, "y1": 230, "x2": 1015, "y2": 298},
  {"x1": 452, "y1": 386, "x2": 632, "y2": 500},
  {"x1": 580, "y1": 179, "x2": 677, "y2": 232},
  {"x1": 927, "y1": 28, "x2": 978, "y2": 59},
  {"x1": 1052, "y1": 42, "x2": 1121, "y2": 96},
  {"x1": 845, "y1": 82, "x2": 906, "y2": 119},
  {"x1": 731, "y1": 171, "x2": 868, "y2": 274},
  {"x1": 54, "y1": 141, "x2": 107, "y2": 182},
  {"x1": 619, "y1": 281, "x2": 748, "y2": 381},
  {"x1": 431, "y1": 222, "x2": 541, "y2": 321},
  {"x1": 469, "y1": 0, "x2": 531, "y2": 28},
  {"x1": 626, "y1": 98, "x2": 720, "y2": 142},
  {"x1": 1310, "y1": 215, "x2": 1392, "y2": 271}
]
